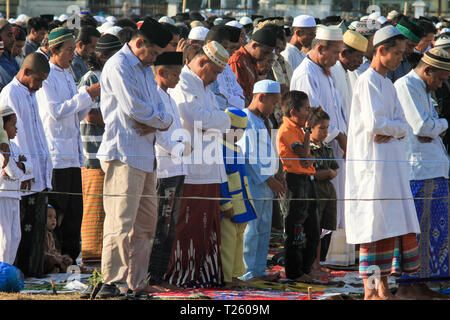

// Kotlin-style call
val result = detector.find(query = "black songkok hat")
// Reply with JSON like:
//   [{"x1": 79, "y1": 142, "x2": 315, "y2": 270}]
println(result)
[
  {"x1": 154, "y1": 51, "x2": 184, "y2": 66},
  {"x1": 251, "y1": 28, "x2": 277, "y2": 48},
  {"x1": 206, "y1": 25, "x2": 231, "y2": 42},
  {"x1": 224, "y1": 25, "x2": 241, "y2": 43},
  {"x1": 139, "y1": 17, "x2": 173, "y2": 48}
]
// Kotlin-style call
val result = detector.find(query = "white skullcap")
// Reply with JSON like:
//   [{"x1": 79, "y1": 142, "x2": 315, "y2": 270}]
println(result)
[
  {"x1": 188, "y1": 26, "x2": 209, "y2": 41},
  {"x1": 360, "y1": 16, "x2": 369, "y2": 21},
  {"x1": 226, "y1": 20, "x2": 243, "y2": 29},
  {"x1": 377, "y1": 16, "x2": 387, "y2": 25},
  {"x1": 316, "y1": 25, "x2": 343, "y2": 41},
  {"x1": 16, "y1": 14, "x2": 28, "y2": 22},
  {"x1": 253, "y1": 79, "x2": 281, "y2": 94},
  {"x1": 106, "y1": 16, "x2": 117, "y2": 23},
  {"x1": 368, "y1": 12, "x2": 381, "y2": 20},
  {"x1": 104, "y1": 26, "x2": 122, "y2": 36},
  {"x1": 373, "y1": 25, "x2": 403, "y2": 47},
  {"x1": 0, "y1": 105, "x2": 15, "y2": 117},
  {"x1": 97, "y1": 21, "x2": 115, "y2": 34},
  {"x1": 8, "y1": 18, "x2": 16, "y2": 24},
  {"x1": 292, "y1": 15, "x2": 316, "y2": 28},
  {"x1": 239, "y1": 16, "x2": 252, "y2": 26},
  {"x1": 214, "y1": 17, "x2": 225, "y2": 25},
  {"x1": 58, "y1": 14, "x2": 68, "y2": 22},
  {"x1": 159, "y1": 16, "x2": 175, "y2": 25},
  {"x1": 94, "y1": 15, "x2": 105, "y2": 24}
]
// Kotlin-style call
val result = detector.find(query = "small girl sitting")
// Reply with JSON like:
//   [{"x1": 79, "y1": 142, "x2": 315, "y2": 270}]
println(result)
[{"x1": 44, "y1": 205, "x2": 73, "y2": 274}]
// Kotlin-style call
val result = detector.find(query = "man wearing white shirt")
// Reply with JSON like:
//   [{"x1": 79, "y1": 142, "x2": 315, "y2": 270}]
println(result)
[
  {"x1": 394, "y1": 48, "x2": 450, "y2": 299},
  {"x1": 280, "y1": 15, "x2": 316, "y2": 72},
  {"x1": 36, "y1": 27, "x2": 100, "y2": 267},
  {"x1": 95, "y1": 18, "x2": 173, "y2": 299},
  {"x1": 0, "y1": 53, "x2": 52, "y2": 277}
]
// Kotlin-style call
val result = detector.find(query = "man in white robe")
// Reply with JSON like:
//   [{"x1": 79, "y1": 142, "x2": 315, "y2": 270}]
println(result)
[
  {"x1": 281, "y1": 15, "x2": 316, "y2": 72},
  {"x1": 345, "y1": 25, "x2": 421, "y2": 300}
]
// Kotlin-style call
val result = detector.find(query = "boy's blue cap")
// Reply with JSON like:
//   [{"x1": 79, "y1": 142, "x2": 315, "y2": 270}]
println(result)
[{"x1": 253, "y1": 79, "x2": 281, "y2": 94}]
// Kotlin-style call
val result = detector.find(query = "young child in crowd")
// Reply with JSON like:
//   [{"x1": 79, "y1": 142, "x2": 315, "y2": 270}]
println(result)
[
  {"x1": 308, "y1": 107, "x2": 339, "y2": 277},
  {"x1": 0, "y1": 106, "x2": 31, "y2": 265},
  {"x1": 277, "y1": 90, "x2": 322, "y2": 283},
  {"x1": 44, "y1": 205, "x2": 73, "y2": 274},
  {"x1": 220, "y1": 107, "x2": 257, "y2": 286}
]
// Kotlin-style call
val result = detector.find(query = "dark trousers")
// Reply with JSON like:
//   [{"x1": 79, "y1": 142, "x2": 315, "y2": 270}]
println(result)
[
  {"x1": 49, "y1": 167, "x2": 83, "y2": 262},
  {"x1": 284, "y1": 173, "x2": 320, "y2": 279},
  {"x1": 14, "y1": 192, "x2": 48, "y2": 277},
  {"x1": 147, "y1": 175, "x2": 185, "y2": 284}
]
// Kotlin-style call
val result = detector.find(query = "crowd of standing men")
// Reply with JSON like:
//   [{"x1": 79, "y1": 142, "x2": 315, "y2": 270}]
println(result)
[{"x1": 0, "y1": 9, "x2": 449, "y2": 300}]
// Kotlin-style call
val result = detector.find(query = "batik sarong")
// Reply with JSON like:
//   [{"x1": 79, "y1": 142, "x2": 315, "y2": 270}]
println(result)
[
  {"x1": 359, "y1": 233, "x2": 420, "y2": 278},
  {"x1": 80, "y1": 167, "x2": 105, "y2": 264},
  {"x1": 398, "y1": 178, "x2": 450, "y2": 283},
  {"x1": 164, "y1": 184, "x2": 223, "y2": 288}
]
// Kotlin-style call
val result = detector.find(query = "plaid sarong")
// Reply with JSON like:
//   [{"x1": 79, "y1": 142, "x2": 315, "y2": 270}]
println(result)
[{"x1": 359, "y1": 233, "x2": 420, "y2": 278}]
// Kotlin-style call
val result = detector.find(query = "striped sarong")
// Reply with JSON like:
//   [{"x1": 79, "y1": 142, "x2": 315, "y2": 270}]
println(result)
[
  {"x1": 398, "y1": 178, "x2": 450, "y2": 284},
  {"x1": 359, "y1": 233, "x2": 420, "y2": 278},
  {"x1": 80, "y1": 167, "x2": 105, "y2": 264}
]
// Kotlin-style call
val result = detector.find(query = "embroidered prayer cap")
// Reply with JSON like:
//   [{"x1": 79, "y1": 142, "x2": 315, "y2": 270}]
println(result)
[
  {"x1": 190, "y1": 20, "x2": 204, "y2": 29},
  {"x1": 159, "y1": 16, "x2": 175, "y2": 25},
  {"x1": 154, "y1": 51, "x2": 184, "y2": 66},
  {"x1": 348, "y1": 21, "x2": 359, "y2": 31},
  {"x1": 48, "y1": 27, "x2": 74, "y2": 48},
  {"x1": 355, "y1": 20, "x2": 378, "y2": 36},
  {"x1": 202, "y1": 40, "x2": 229, "y2": 69},
  {"x1": 95, "y1": 34, "x2": 123, "y2": 53},
  {"x1": 239, "y1": 16, "x2": 253, "y2": 26},
  {"x1": 343, "y1": 29, "x2": 369, "y2": 53},
  {"x1": 226, "y1": 20, "x2": 243, "y2": 29},
  {"x1": 315, "y1": 25, "x2": 343, "y2": 41},
  {"x1": 435, "y1": 37, "x2": 450, "y2": 49},
  {"x1": 224, "y1": 25, "x2": 241, "y2": 43},
  {"x1": 188, "y1": 26, "x2": 209, "y2": 41},
  {"x1": 0, "y1": 105, "x2": 15, "y2": 118},
  {"x1": 251, "y1": 27, "x2": 277, "y2": 48},
  {"x1": 396, "y1": 18, "x2": 424, "y2": 44},
  {"x1": 253, "y1": 79, "x2": 281, "y2": 94},
  {"x1": 373, "y1": 25, "x2": 405, "y2": 47},
  {"x1": 292, "y1": 15, "x2": 316, "y2": 28},
  {"x1": 139, "y1": 17, "x2": 173, "y2": 48},
  {"x1": 225, "y1": 107, "x2": 248, "y2": 129},
  {"x1": 421, "y1": 47, "x2": 450, "y2": 71}
]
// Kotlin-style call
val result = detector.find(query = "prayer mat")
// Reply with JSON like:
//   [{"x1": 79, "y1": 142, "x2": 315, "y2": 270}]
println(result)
[
  {"x1": 80, "y1": 167, "x2": 105, "y2": 264},
  {"x1": 359, "y1": 233, "x2": 420, "y2": 278},
  {"x1": 398, "y1": 178, "x2": 450, "y2": 284}
]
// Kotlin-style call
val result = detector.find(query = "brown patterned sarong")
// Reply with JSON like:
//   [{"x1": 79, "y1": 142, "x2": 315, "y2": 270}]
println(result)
[
  {"x1": 359, "y1": 233, "x2": 420, "y2": 278},
  {"x1": 80, "y1": 167, "x2": 105, "y2": 264},
  {"x1": 164, "y1": 183, "x2": 223, "y2": 288}
]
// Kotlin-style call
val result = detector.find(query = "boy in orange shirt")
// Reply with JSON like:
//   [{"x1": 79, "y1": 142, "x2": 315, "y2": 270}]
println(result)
[{"x1": 277, "y1": 90, "x2": 320, "y2": 283}]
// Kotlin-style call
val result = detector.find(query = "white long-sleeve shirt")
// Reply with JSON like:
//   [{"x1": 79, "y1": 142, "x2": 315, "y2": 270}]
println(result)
[
  {"x1": 171, "y1": 65, "x2": 231, "y2": 185},
  {"x1": 155, "y1": 86, "x2": 187, "y2": 179},
  {"x1": 0, "y1": 77, "x2": 52, "y2": 195},
  {"x1": 280, "y1": 43, "x2": 306, "y2": 72},
  {"x1": 97, "y1": 44, "x2": 173, "y2": 173},
  {"x1": 36, "y1": 62, "x2": 94, "y2": 169},
  {"x1": 331, "y1": 60, "x2": 353, "y2": 127},
  {"x1": 395, "y1": 69, "x2": 449, "y2": 181}
]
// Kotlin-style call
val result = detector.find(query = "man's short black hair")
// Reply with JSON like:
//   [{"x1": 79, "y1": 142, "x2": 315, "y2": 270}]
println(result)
[
  {"x1": 75, "y1": 25, "x2": 101, "y2": 44},
  {"x1": 116, "y1": 18, "x2": 138, "y2": 30},
  {"x1": 26, "y1": 17, "x2": 48, "y2": 34}
]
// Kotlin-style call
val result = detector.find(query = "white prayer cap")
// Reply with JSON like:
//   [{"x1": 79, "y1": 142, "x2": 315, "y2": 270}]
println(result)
[
  {"x1": 188, "y1": 26, "x2": 209, "y2": 41},
  {"x1": 104, "y1": 26, "x2": 122, "y2": 36},
  {"x1": 292, "y1": 15, "x2": 316, "y2": 28},
  {"x1": 8, "y1": 18, "x2": 16, "y2": 24},
  {"x1": 0, "y1": 105, "x2": 15, "y2": 117},
  {"x1": 239, "y1": 16, "x2": 252, "y2": 26},
  {"x1": 214, "y1": 17, "x2": 225, "y2": 25},
  {"x1": 387, "y1": 10, "x2": 399, "y2": 20},
  {"x1": 94, "y1": 15, "x2": 106, "y2": 24},
  {"x1": 106, "y1": 16, "x2": 117, "y2": 23},
  {"x1": 368, "y1": 12, "x2": 380, "y2": 20},
  {"x1": 226, "y1": 20, "x2": 243, "y2": 29},
  {"x1": 360, "y1": 16, "x2": 369, "y2": 21},
  {"x1": 16, "y1": 14, "x2": 28, "y2": 22},
  {"x1": 159, "y1": 16, "x2": 175, "y2": 25},
  {"x1": 441, "y1": 27, "x2": 450, "y2": 34},
  {"x1": 97, "y1": 21, "x2": 115, "y2": 34},
  {"x1": 316, "y1": 25, "x2": 343, "y2": 41},
  {"x1": 253, "y1": 79, "x2": 281, "y2": 94},
  {"x1": 435, "y1": 37, "x2": 450, "y2": 49},
  {"x1": 435, "y1": 22, "x2": 443, "y2": 29},
  {"x1": 348, "y1": 21, "x2": 359, "y2": 30},
  {"x1": 202, "y1": 40, "x2": 229, "y2": 69},
  {"x1": 373, "y1": 25, "x2": 403, "y2": 47},
  {"x1": 58, "y1": 14, "x2": 69, "y2": 22},
  {"x1": 377, "y1": 16, "x2": 387, "y2": 25}
]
